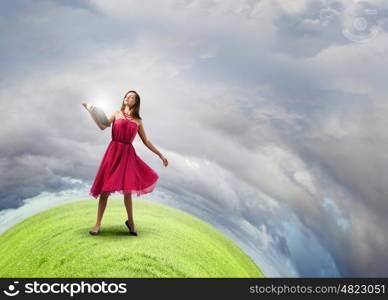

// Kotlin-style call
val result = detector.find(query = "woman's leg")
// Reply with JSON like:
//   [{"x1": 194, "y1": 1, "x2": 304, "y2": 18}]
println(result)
[
  {"x1": 91, "y1": 192, "x2": 109, "y2": 231},
  {"x1": 124, "y1": 193, "x2": 136, "y2": 232}
]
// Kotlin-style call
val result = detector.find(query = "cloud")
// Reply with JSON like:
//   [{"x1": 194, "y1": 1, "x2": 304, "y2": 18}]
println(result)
[{"x1": 1, "y1": 0, "x2": 388, "y2": 277}]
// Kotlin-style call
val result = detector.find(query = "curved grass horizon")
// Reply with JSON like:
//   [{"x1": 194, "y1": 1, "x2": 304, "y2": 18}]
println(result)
[{"x1": 0, "y1": 198, "x2": 264, "y2": 278}]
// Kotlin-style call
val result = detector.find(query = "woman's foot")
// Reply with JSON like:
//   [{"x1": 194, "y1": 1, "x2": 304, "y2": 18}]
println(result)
[
  {"x1": 89, "y1": 223, "x2": 101, "y2": 235},
  {"x1": 125, "y1": 220, "x2": 138, "y2": 236}
]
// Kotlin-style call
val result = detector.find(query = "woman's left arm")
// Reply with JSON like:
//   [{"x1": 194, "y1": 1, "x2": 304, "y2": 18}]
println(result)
[{"x1": 138, "y1": 120, "x2": 168, "y2": 166}]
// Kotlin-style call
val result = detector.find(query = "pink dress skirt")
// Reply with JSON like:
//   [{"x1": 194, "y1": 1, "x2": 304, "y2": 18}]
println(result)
[{"x1": 89, "y1": 117, "x2": 159, "y2": 198}]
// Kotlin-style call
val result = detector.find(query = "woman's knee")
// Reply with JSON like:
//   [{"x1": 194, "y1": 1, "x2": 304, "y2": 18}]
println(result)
[{"x1": 100, "y1": 191, "x2": 110, "y2": 199}]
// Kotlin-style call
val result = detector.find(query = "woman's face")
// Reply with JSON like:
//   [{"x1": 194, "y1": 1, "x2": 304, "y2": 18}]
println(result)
[{"x1": 124, "y1": 92, "x2": 136, "y2": 106}]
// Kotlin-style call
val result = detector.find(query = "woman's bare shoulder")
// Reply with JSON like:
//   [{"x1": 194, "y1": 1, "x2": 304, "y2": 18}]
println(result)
[{"x1": 136, "y1": 118, "x2": 143, "y2": 127}]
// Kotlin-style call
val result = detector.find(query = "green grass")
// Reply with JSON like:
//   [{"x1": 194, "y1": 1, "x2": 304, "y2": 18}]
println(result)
[{"x1": 0, "y1": 198, "x2": 264, "y2": 278}]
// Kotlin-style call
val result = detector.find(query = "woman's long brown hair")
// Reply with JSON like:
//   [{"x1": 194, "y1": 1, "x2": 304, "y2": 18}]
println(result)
[{"x1": 120, "y1": 90, "x2": 142, "y2": 120}]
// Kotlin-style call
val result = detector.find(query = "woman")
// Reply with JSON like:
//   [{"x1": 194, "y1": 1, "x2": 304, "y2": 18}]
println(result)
[{"x1": 82, "y1": 90, "x2": 168, "y2": 236}]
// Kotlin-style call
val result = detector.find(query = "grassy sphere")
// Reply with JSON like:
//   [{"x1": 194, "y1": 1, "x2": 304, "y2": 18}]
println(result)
[{"x1": 0, "y1": 198, "x2": 264, "y2": 278}]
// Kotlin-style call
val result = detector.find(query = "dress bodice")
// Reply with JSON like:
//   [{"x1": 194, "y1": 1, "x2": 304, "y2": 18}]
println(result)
[{"x1": 111, "y1": 118, "x2": 138, "y2": 143}]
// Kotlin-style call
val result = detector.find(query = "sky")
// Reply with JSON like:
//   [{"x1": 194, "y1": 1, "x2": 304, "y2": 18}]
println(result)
[{"x1": 1, "y1": 0, "x2": 388, "y2": 277}]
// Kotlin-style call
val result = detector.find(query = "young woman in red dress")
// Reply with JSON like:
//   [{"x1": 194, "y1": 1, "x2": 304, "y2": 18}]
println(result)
[{"x1": 83, "y1": 90, "x2": 168, "y2": 236}]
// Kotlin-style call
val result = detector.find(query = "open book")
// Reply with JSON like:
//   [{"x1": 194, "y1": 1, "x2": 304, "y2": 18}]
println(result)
[
  {"x1": 83, "y1": 103, "x2": 110, "y2": 127},
  {"x1": 82, "y1": 102, "x2": 112, "y2": 128},
  {"x1": 89, "y1": 106, "x2": 111, "y2": 127}
]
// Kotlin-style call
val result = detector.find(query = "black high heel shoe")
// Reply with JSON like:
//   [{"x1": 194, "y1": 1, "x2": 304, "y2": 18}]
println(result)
[
  {"x1": 89, "y1": 226, "x2": 100, "y2": 235},
  {"x1": 125, "y1": 220, "x2": 138, "y2": 236}
]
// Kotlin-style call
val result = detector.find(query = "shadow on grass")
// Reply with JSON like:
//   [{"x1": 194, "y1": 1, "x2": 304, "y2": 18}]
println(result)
[{"x1": 76, "y1": 226, "x2": 156, "y2": 237}]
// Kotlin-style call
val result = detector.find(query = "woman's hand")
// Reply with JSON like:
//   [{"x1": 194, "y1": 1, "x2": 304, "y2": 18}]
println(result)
[
  {"x1": 160, "y1": 155, "x2": 168, "y2": 167},
  {"x1": 82, "y1": 102, "x2": 94, "y2": 112}
]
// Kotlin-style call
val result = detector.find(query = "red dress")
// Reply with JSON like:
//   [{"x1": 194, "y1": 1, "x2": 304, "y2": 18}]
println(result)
[{"x1": 89, "y1": 112, "x2": 159, "y2": 198}]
